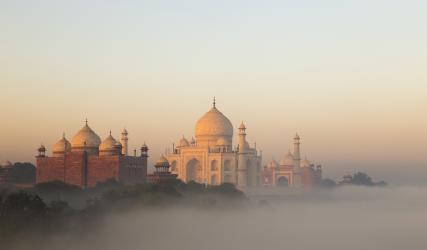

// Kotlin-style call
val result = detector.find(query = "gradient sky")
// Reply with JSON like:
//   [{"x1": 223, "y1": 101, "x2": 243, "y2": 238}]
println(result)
[{"x1": 1, "y1": 0, "x2": 426, "y2": 184}]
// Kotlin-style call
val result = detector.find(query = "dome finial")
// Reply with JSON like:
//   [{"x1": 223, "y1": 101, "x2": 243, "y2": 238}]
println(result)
[
  {"x1": 109, "y1": 130, "x2": 112, "y2": 136},
  {"x1": 62, "y1": 132, "x2": 66, "y2": 139},
  {"x1": 85, "y1": 118, "x2": 88, "y2": 126},
  {"x1": 213, "y1": 96, "x2": 216, "y2": 108}
]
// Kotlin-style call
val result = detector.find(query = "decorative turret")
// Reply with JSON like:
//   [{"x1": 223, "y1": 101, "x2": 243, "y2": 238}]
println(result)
[
  {"x1": 37, "y1": 144, "x2": 46, "y2": 157},
  {"x1": 154, "y1": 156, "x2": 170, "y2": 174},
  {"x1": 140, "y1": 143, "x2": 149, "y2": 157},
  {"x1": 292, "y1": 133, "x2": 302, "y2": 187},
  {"x1": 121, "y1": 128, "x2": 129, "y2": 156},
  {"x1": 237, "y1": 121, "x2": 248, "y2": 188},
  {"x1": 293, "y1": 133, "x2": 301, "y2": 169}
]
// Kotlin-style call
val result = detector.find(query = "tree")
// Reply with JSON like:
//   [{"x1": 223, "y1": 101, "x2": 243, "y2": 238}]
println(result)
[
  {"x1": 320, "y1": 179, "x2": 337, "y2": 188},
  {"x1": 351, "y1": 172, "x2": 374, "y2": 186},
  {"x1": 0, "y1": 191, "x2": 47, "y2": 237},
  {"x1": 10, "y1": 162, "x2": 36, "y2": 184}
]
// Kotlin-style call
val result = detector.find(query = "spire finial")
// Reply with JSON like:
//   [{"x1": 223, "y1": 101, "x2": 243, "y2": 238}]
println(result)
[
  {"x1": 62, "y1": 132, "x2": 65, "y2": 139},
  {"x1": 213, "y1": 97, "x2": 216, "y2": 108},
  {"x1": 109, "y1": 130, "x2": 112, "y2": 135},
  {"x1": 85, "y1": 118, "x2": 88, "y2": 125}
]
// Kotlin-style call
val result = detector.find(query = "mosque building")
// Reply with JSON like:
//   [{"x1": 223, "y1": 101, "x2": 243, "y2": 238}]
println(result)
[
  {"x1": 166, "y1": 99, "x2": 262, "y2": 188},
  {"x1": 36, "y1": 120, "x2": 148, "y2": 188},
  {"x1": 261, "y1": 134, "x2": 322, "y2": 188}
]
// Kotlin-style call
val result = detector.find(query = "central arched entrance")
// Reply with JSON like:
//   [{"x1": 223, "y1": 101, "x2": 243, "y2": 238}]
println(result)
[
  {"x1": 186, "y1": 159, "x2": 202, "y2": 183},
  {"x1": 277, "y1": 176, "x2": 289, "y2": 187}
]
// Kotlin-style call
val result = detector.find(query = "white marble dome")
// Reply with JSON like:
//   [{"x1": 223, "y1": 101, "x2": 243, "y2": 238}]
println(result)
[
  {"x1": 71, "y1": 122, "x2": 101, "y2": 149},
  {"x1": 52, "y1": 134, "x2": 71, "y2": 154},
  {"x1": 280, "y1": 151, "x2": 294, "y2": 166},
  {"x1": 195, "y1": 106, "x2": 233, "y2": 141}
]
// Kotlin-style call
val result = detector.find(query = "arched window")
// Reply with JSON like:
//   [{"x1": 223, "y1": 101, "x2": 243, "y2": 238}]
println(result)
[
  {"x1": 171, "y1": 161, "x2": 177, "y2": 172},
  {"x1": 224, "y1": 160, "x2": 232, "y2": 172},
  {"x1": 224, "y1": 174, "x2": 233, "y2": 183},
  {"x1": 186, "y1": 159, "x2": 202, "y2": 183},
  {"x1": 211, "y1": 160, "x2": 218, "y2": 171},
  {"x1": 277, "y1": 176, "x2": 289, "y2": 187},
  {"x1": 211, "y1": 175, "x2": 217, "y2": 185}
]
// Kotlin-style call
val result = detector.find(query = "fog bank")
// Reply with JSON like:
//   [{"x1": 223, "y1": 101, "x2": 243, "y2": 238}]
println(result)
[{"x1": 12, "y1": 186, "x2": 427, "y2": 250}]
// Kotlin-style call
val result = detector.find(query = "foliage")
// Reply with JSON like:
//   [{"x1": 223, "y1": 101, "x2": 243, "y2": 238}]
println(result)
[
  {"x1": 10, "y1": 162, "x2": 36, "y2": 184},
  {"x1": 320, "y1": 179, "x2": 337, "y2": 188},
  {"x1": 349, "y1": 172, "x2": 387, "y2": 187},
  {"x1": 0, "y1": 180, "x2": 246, "y2": 244},
  {"x1": 351, "y1": 172, "x2": 374, "y2": 186}
]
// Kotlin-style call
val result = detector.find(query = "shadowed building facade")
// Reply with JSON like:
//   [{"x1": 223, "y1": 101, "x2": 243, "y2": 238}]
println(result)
[
  {"x1": 36, "y1": 121, "x2": 148, "y2": 188},
  {"x1": 166, "y1": 100, "x2": 262, "y2": 188},
  {"x1": 148, "y1": 156, "x2": 178, "y2": 184}
]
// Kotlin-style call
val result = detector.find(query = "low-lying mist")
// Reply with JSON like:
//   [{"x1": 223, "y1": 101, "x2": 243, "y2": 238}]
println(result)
[{"x1": 10, "y1": 186, "x2": 427, "y2": 250}]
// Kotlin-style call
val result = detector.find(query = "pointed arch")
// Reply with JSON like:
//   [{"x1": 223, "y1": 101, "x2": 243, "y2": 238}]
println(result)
[{"x1": 186, "y1": 159, "x2": 202, "y2": 183}]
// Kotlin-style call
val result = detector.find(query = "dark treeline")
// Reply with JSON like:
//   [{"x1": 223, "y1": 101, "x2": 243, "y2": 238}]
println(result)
[
  {"x1": 320, "y1": 172, "x2": 387, "y2": 188},
  {"x1": 0, "y1": 180, "x2": 246, "y2": 247}
]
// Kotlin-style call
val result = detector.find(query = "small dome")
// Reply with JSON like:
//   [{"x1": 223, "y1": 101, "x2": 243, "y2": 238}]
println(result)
[
  {"x1": 195, "y1": 106, "x2": 233, "y2": 141},
  {"x1": 178, "y1": 137, "x2": 190, "y2": 148},
  {"x1": 52, "y1": 134, "x2": 71, "y2": 154},
  {"x1": 71, "y1": 121, "x2": 101, "y2": 149},
  {"x1": 155, "y1": 156, "x2": 170, "y2": 167},
  {"x1": 300, "y1": 157, "x2": 312, "y2": 168},
  {"x1": 99, "y1": 132, "x2": 118, "y2": 151},
  {"x1": 122, "y1": 128, "x2": 128, "y2": 135},
  {"x1": 267, "y1": 159, "x2": 279, "y2": 168},
  {"x1": 0, "y1": 160, "x2": 12, "y2": 168},
  {"x1": 141, "y1": 142, "x2": 149, "y2": 150},
  {"x1": 280, "y1": 151, "x2": 294, "y2": 166},
  {"x1": 239, "y1": 122, "x2": 246, "y2": 130},
  {"x1": 38, "y1": 144, "x2": 46, "y2": 152}
]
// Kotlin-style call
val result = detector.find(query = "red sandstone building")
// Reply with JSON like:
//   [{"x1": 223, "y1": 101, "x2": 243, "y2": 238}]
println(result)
[
  {"x1": 36, "y1": 121, "x2": 148, "y2": 188},
  {"x1": 261, "y1": 134, "x2": 322, "y2": 188}
]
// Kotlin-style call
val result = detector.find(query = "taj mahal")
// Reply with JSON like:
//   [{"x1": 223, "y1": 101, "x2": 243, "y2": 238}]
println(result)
[
  {"x1": 166, "y1": 99, "x2": 322, "y2": 188},
  {"x1": 166, "y1": 99, "x2": 262, "y2": 188}
]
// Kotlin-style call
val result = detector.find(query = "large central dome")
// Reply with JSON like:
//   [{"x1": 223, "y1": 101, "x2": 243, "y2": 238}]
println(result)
[
  {"x1": 195, "y1": 105, "x2": 233, "y2": 146},
  {"x1": 71, "y1": 121, "x2": 101, "y2": 150}
]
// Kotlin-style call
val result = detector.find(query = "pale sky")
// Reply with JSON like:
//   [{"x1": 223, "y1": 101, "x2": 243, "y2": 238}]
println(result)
[{"x1": 1, "y1": 0, "x2": 426, "y2": 184}]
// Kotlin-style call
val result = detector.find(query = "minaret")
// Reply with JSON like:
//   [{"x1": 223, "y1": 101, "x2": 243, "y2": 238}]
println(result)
[
  {"x1": 237, "y1": 122, "x2": 247, "y2": 189},
  {"x1": 293, "y1": 133, "x2": 302, "y2": 187},
  {"x1": 121, "y1": 128, "x2": 129, "y2": 156}
]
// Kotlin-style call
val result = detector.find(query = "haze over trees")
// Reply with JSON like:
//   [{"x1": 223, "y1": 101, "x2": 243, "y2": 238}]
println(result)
[{"x1": 0, "y1": 180, "x2": 246, "y2": 247}]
